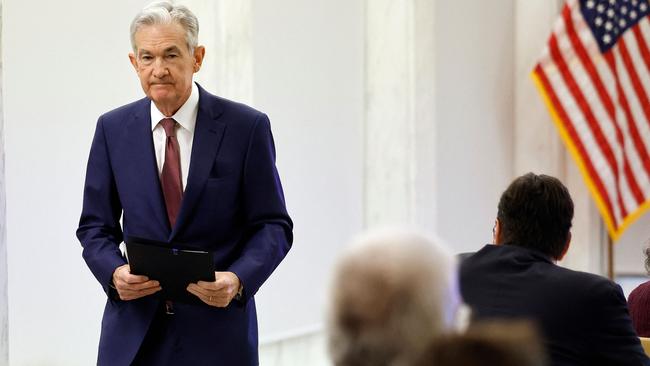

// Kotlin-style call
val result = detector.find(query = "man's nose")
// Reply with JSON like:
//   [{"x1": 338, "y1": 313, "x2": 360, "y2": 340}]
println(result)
[{"x1": 152, "y1": 58, "x2": 169, "y2": 78}]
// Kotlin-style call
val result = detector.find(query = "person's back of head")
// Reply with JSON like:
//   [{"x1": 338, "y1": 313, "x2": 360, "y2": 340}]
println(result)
[
  {"x1": 626, "y1": 245, "x2": 650, "y2": 337},
  {"x1": 416, "y1": 320, "x2": 547, "y2": 366},
  {"x1": 327, "y1": 228, "x2": 462, "y2": 366},
  {"x1": 496, "y1": 172, "x2": 574, "y2": 260}
]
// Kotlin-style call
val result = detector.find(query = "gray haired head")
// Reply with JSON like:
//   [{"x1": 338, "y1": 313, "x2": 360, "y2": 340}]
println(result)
[
  {"x1": 327, "y1": 228, "x2": 464, "y2": 366},
  {"x1": 130, "y1": 1, "x2": 199, "y2": 55}
]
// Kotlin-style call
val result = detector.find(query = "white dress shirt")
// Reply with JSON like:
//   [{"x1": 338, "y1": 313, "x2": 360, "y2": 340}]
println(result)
[{"x1": 151, "y1": 82, "x2": 199, "y2": 190}]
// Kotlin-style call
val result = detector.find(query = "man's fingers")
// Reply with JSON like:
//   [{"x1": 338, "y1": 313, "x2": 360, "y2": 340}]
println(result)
[
  {"x1": 137, "y1": 286, "x2": 161, "y2": 297},
  {"x1": 187, "y1": 285, "x2": 202, "y2": 298},
  {"x1": 118, "y1": 285, "x2": 161, "y2": 301},
  {"x1": 116, "y1": 279, "x2": 160, "y2": 292},
  {"x1": 120, "y1": 273, "x2": 150, "y2": 284},
  {"x1": 112, "y1": 263, "x2": 159, "y2": 301},
  {"x1": 187, "y1": 284, "x2": 229, "y2": 301},
  {"x1": 187, "y1": 286, "x2": 230, "y2": 307},
  {"x1": 186, "y1": 272, "x2": 240, "y2": 308},
  {"x1": 114, "y1": 265, "x2": 150, "y2": 284},
  {"x1": 186, "y1": 286, "x2": 211, "y2": 304},
  {"x1": 123, "y1": 275, "x2": 150, "y2": 284},
  {"x1": 189, "y1": 282, "x2": 233, "y2": 298},
  {"x1": 196, "y1": 280, "x2": 228, "y2": 291},
  {"x1": 187, "y1": 283, "x2": 211, "y2": 297},
  {"x1": 119, "y1": 285, "x2": 161, "y2": 296}
]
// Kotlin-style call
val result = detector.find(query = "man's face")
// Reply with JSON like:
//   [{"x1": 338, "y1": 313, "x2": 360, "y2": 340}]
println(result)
[{"x1": 129, "y1": 22, "x2": 204, "y2": 115}]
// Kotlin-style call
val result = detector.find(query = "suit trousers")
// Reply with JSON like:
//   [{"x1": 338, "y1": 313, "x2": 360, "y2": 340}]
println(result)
[{"x1": 132, "y1": 304, "x2": 183, "y2": 366}]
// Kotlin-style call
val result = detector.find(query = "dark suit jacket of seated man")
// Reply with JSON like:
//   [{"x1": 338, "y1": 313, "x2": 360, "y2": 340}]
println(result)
[
  {"x1": 460, "y1": 173, "x2": 649, "y2": 366},
  {"x1": 76, "y1": 2, "x2": 292, "y2": 365}
]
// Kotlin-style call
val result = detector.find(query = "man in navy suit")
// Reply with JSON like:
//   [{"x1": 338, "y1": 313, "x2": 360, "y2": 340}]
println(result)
[
  {"x1": 76, "y1": 2, "x2": 292, "y2": 365},
  {"x1": 460, "y1": 173, "x2": 649, "y2": 365}
]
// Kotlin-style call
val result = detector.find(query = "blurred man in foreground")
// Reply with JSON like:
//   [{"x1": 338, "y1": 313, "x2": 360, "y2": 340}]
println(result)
[{"x1": 327, "y1": 229, "x2": 464, "y2": 366}]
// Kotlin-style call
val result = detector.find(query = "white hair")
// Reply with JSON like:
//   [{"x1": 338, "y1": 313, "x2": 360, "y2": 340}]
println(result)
[
  {"x1": 130, "y1": 1, "x2": 199, "y2": 54},
  {"x1": 327, "y1": 228, "x2": 464, "y2": 366}
]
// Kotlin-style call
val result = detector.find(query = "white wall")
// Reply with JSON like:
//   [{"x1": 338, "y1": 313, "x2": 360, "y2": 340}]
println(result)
[
  {"x1": 434, "y1": 0, "x2": 515, "y2": 253},
  {"x1": 0, "y1": 2, "x2": 7, "y2": 364},
  {"x1": 615, "y1": 214, "x2": 650, "y2": 275},
  {"x1": 250, "y1": 0, "x2": 364, "y2": 341}
]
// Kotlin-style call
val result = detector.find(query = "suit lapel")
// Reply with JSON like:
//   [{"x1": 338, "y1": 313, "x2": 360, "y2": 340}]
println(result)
[
  {"x1": 171, "y1": 86, "x2": 226, "y2": 239},
  {"x1": 126, "y1": 99, "x2": 171, "y2": 234}
]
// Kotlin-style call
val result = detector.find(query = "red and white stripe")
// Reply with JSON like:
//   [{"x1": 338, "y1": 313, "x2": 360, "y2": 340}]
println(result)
[{"x1": 534, "y1": 0, "x2": 650, "y2": 237}]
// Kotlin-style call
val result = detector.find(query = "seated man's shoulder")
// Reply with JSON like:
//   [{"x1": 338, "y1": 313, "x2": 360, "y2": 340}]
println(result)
[
  {"x1": 551, "y1": 265, "x2": 623, "y2": 300},
  {"x1": 554, "y1": 265, "x2": 612, "y2": 285}
]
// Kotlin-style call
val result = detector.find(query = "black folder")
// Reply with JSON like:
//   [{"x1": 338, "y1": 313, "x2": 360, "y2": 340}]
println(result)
[{"x1": 125, "y1": 237, "x2": 215, "y2": 305}]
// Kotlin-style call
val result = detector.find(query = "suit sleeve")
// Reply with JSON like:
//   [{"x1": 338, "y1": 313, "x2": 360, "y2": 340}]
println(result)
[
  {"x1": 228, "y1": 113, "x2": 293, "y2": 303},
  {"x1": 584, "y1": 280, "x2": 650, "y2": 365},
  {"x1": 76, "y1": 117, "x2": 127, "y2": 296}
]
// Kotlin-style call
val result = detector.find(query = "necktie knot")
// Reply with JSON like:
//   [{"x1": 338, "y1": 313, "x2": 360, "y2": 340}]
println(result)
[{"x1": 161, "y1": 118, "x2": 177, "y2": 137}]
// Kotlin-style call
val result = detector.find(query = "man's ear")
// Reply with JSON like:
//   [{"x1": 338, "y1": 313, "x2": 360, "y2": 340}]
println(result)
[
  {"x1": 493, "y1": 219, "x2": 501, "y2": 245},
  {"x1": 193, "y1": 46, "x2": 205, "y2": 72},
  {"x1": 557, "y1": 232, "x2": 572, "y2": 261},
  {"x1": 129, "y1": 53, "x2": 138, "y2": 71}
]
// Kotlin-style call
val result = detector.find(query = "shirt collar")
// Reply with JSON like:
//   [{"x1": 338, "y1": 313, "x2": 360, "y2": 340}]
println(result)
[{"x1": 150, "y1": 82, "x2": 199, "y2": 133}]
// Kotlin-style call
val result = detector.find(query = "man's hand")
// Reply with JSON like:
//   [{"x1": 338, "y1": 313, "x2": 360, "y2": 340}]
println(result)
[
  {"x1": 112, "y1": 264, "x2": 161, "y2": 301},
  {"x1": 187, "y1": 271, "x2": 241, "y2": 307}
]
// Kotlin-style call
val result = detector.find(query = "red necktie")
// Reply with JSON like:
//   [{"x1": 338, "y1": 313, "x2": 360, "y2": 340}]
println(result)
[{"x1": 160, "y1": 118, "x2": 183, "y2": 227}]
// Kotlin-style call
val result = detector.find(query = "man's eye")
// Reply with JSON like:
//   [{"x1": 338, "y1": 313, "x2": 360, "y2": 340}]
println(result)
[
  {"x1": 141, "y1": 55, "x2": 153, "y2": 61},
  {"x1": 167, "y1": 54, "x2": 178, "y2": 59}
]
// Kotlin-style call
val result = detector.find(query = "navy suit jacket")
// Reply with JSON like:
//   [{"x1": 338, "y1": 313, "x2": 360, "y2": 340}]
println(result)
[
  {"x1": 460, "y1": 244, "x2": 649, "y2": 366},
  {"x1": 77, "y1": 84, "x2": 292, "y2": 365}
]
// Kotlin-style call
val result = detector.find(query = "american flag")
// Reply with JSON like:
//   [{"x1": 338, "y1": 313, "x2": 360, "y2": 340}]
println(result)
[{"x1": 532, "y1": 0, "x2": 650, "y2": 241}]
